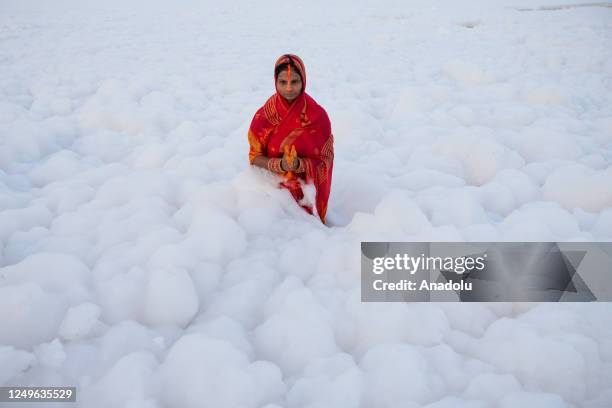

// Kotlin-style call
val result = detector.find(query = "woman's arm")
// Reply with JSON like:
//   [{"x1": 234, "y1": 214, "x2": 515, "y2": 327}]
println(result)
[
  {"x1": 249, "y1": 127, "x2": 305, "y2": 174},
  {"x1": 252, "y1": 155, "x2": 281, "y2": 174}
]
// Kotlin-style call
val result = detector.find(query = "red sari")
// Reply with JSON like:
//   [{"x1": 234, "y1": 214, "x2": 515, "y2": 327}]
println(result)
[{"x1": 248, "y1": 54, "x2": 334, "y2": 224}]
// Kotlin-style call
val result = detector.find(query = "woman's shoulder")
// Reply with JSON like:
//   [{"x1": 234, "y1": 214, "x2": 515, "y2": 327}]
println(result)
[
  {"x1": 305, "y1": 93, "x2": 331, "y2": 123},
  {"x1": 250, "y1": 105, "x2": 266, "y2": 125},
  {"x1": 305, "y1": 93, "x2": 322, "y2": 108},
  {"x1": 250, "y1": 95, "x2": 276, "y2": 125}
]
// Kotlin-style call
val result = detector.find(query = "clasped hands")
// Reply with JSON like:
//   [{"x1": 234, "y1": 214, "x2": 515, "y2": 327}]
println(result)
[{"x1": 280, "y1": 145, "x2": 300, "y2": 172}]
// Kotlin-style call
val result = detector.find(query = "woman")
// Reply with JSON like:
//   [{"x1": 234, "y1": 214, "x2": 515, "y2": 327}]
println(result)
[{"x1": 248, "y1": 54, "x2": 334, "y2": 224}]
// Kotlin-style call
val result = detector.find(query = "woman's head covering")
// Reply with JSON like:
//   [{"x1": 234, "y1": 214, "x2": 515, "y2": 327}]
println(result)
[{"x1": 274, "y1": 54, "x2": 306, "y2": 95}]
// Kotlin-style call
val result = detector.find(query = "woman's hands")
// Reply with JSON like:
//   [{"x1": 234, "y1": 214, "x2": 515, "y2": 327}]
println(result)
[
  {"x1": 281, "y1": 145, "x2": 299, "y2": 172},
  {"x1": 251, "y1": 145, "x2": 304, "y2": 175},
  {"x1": 281, "y1": 156, "x2": 299, "y2": 172}
]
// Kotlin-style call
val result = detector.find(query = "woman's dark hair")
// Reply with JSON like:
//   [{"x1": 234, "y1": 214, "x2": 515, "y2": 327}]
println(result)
[{"x1": 275, "y1": 61, "x2": 303, "y2": 83}]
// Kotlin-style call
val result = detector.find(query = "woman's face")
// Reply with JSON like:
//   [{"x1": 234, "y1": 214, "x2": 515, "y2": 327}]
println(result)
[{"x1": 275, "y1": 69, "x2": 302, "y2": 102}]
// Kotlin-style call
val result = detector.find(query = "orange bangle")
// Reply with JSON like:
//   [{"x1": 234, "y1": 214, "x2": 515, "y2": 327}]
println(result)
[{"x1": 267, "y1": 158, "x2": 285, "y2": 174}]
